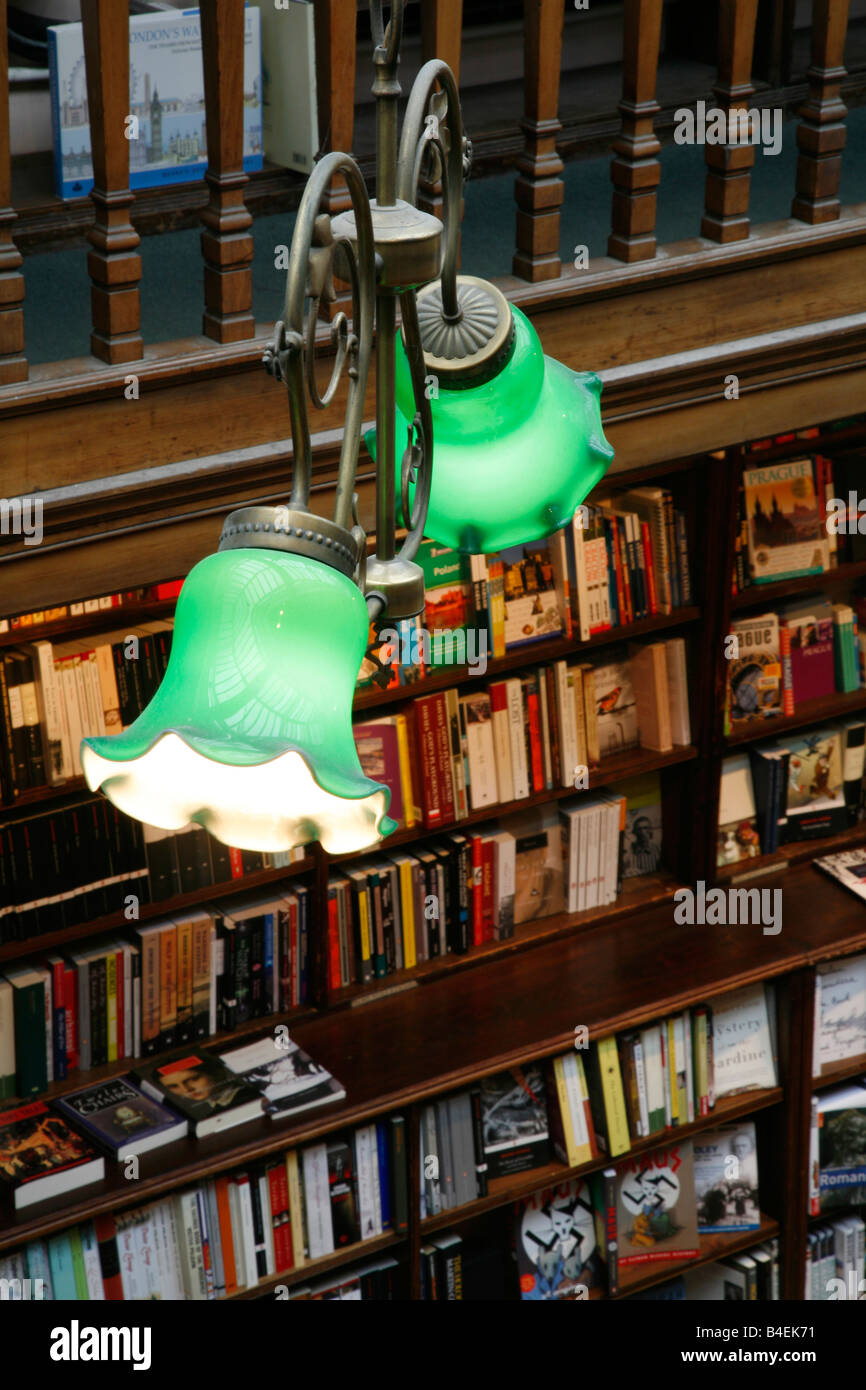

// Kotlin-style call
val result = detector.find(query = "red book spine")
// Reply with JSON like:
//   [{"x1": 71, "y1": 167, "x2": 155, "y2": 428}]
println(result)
[
  {"x1": 432, "y1": 694, "x2": 455, "y2": 825},
  {"x1": 640, "y1": 520, "x2": 659, "y2": 615},
  {"x1": 93, "y1": 1213, "x2": 124, "y2": 1300},
  {"x1": 779, "y1": 621, "x2": 795, "y2": 715},
  {"x1": 63, "y1": 964, "x2": 78, "y2": 1069},
  {"x1": 415, "y1": 698, "x2": 442, "y2": 828},
  {"x1": 471, "y1": 834, "x2": 484, "y2": 946},
  {"x1": 229, "y1": 847, "x2": 244, "y2": 879},
  {"x1": 615, "y1": 518, "x2": 634, "y2": 624},
  {"x1": 481, "y1": 839, "x2": 494, "y2": 942},
  {"x1": 526, "y1": 686, "x2": 544, "y2": 793},
  {"x1": 608, "y1": 516, "x2": 627, "y2": 627},
  {"x1": 543, "y1": 667, "x2": 561, "y2": 790},
  {"x1": 268, "y1": 1163, "x2": 294, "y2": 1273},
  {"x1": 327, "y1": 893, "x2": 340, "y2": 991}
]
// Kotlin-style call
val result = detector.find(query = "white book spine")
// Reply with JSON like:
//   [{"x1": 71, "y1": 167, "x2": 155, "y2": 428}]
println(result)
[
  {"x1": 235, "y1": 1176, "x2": 260, "y2": 1290},
  {"x1": 555, "y1": 661, "x2": 577, "y2": 786},
  {"x1": 682, "y1": 1010, "x2": 695, "y2": 1123},
  {"x1": 258, "y1": 1172, "x2": 276, "y2": 1277},
  {"x1": 490, "y1": 695, "x2": 514, "y2": 803},
  {"x1": 562, "y1": 1052, "x2": 589, "y2": 1151},
  {"x1": 585, "y1": 807, "x2": 600, "y2": 910},
  {"x1": 577, "y1": 808, "x2": 589, "y2": 913},
  {"x1": 227, "y1": 1180, "x2": 248, "y2": 1291},
  {"x1": 571, "y1": 514, "x2": 591, "y2": 641},
  {"x1": 80, "y1": 1224, "x2": 106, "y2": 1300},
  {"x1": 354, "y1": 1125, "x2": 381, "y2": 1240},
  {"x1": 506, "y1": 678, "x2": 530, "y2": 799},
  {"x1": 205, "y1": 1183, "x2": 225, "y2": 1298},
  {"x1": 633, "y1": 1040, "x2": 650, "y2": 1137},
  {"x1": 302, "y1": 1144, "x2": 335, "y2": 1258}
]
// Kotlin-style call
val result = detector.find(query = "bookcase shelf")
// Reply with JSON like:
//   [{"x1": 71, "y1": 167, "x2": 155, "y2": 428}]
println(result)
[
  {"x1": 726, "y1": 689, "x2": 866, "y2": 746},
  {"x1": 226, "y1": 1230, "x2": 407, "y2": 1299},
  {"x1": 0, "y1": 856, "x2": 316, "y2": 965},
  {"x1": 811, "y1": 1051, "x2": 866, "y2": 1092},
  {"x1": 715, "y1": 823, "x2": 866, "y2": 884},
  {"x1": 730, "y1": 560, "x2": 866, "y2": 611},
  {"x1": 418, "y1": 1088, "x2": 784, "y2": 1238},
  {"x1": 614, "y1": 1214, "x2": 780, "y2": 1299},
  {"x1": 0, "y1": 598, "x2": 178, "y2": 651}
]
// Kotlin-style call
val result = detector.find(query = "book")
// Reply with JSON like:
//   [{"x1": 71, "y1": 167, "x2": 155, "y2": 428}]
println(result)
[
  {"x1": 620, "y1": 772, "x2": 663, "y2": 876},
  {"x1": 53, "y1": 1076, "x2": 188, "y2": 1160},
  {"x1": 514, "y1": 1176, "x2": 612, "y2": 1299},
  {"x1": 717, "y1": 755, "x2": 761, "y2": 866},
  {"x1": 48, "y1": 8, "x2": 263, "y2": 199},
  {"x1": 782, "y1": 727, "x2": 845, "y2": 841},
  {"x1": 0, "y1": 1100, "x2": 105, "y2": 1210},
  {"x1": 812, "y1": 954, "x2": 866, "y2": 1074},
  {"x1": 729, "y1": 614, "x2": 782, "y2": 723},
  {"x1": 615, "y1": 1140, "x2": 699, "y2": 1265},
  {"x1": 710, "y1": 984, "x2": 778, "y2": 1097},
  {"x1": 743, "y1": 459, "x2": 825, "y2": 584},
  {"x1": 815, "y1": 848, "x2": 866, "y2": 907},
  {"x1": 479, "y1": 1064, "x2": 550, "y2": 1180},
  {"x1": 815, "y1": 1079, "x2": 866, "y2": 1210},
  {"x1": 498, "y1": 540, "x2": 564, "y2": 649},
  {"x1": 219, "y1": 1036, "x2": 345, "y2": 1119},
  {"x1": 592, "y1": 653, "x2": 638, "y2": 755},
  {"x1": 694, "y1": 1122, "x2": 760, "y2": 1232},
  {"x1": 133, "y1": 1052, "x2": 264, "y2": 1138}
]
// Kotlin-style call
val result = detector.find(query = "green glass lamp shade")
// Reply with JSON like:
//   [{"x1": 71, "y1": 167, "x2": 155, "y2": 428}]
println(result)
[
  {"x1": 367, "y1": 304, "x2": 615, "y2": 554},
  {"x1": 81, "y1": 549, "x2": 397, "y2": 855}
]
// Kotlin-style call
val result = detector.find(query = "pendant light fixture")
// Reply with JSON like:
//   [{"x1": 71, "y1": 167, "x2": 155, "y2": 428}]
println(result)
[{"x1": 81, "y1": 0, "x2": 613, "y2": 855}]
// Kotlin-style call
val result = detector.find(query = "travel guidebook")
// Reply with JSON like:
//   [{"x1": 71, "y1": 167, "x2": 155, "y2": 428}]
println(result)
[
  {"x1": 0, "y1": 1100, "x2": 105, "y2": 1210},
  {"x1": 743, "y1": 458, "x2": 825, "y2": 584},
  {"x1": 48, "y1": 7, "x2": 263, "y2": 199},
  {"x1": 53, "y1": 1077, "x2": 188, "y2": 1160}
]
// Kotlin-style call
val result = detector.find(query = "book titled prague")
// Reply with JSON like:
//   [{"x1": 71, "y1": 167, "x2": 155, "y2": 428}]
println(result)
[
  {"x1": 0, "y1": 1100, "x2": 105, "y2": 1210},
  {"x1": 53, "y1": 1077, "x2": 188, "y2": 1160},
  {"x1": 219, "y1": 1037, "x2": 345, "y2": 1120},
  {"x1": 743, "y1": 459, "x2": 825, "y2": 584},
  {"x1": 133, "y1": 1051, "x2": 263, "y2": 1137},
  {"x1": 615, "y1": 1141, "x2": 699, "y2": 1265},
  {"x1": 48, "y1": 7, "x2": 263, "y2": 199}
]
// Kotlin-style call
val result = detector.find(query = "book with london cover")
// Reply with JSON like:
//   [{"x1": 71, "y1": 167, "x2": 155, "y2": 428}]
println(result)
[{"x1": 219, "y1": 1036, "x2": 345, "y2": 1120}]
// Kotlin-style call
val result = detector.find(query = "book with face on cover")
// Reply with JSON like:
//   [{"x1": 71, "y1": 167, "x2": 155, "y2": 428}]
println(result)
[
  {"x1": 219, "y1": 1037, "x2": 345, "y2": 1120},
  {"x1": 132, "y1": 1051, "x2": 264, "y2": 1137},
  {"x1": 0, "y1": 1100, "x2": 105, "y2": 1210},
  {"x1": 694, "y1": 1122, "x2": 760, "y2": 1233},
  {"x1": 53, "y1": 1076, "x2": 188, "y2": 1160}
]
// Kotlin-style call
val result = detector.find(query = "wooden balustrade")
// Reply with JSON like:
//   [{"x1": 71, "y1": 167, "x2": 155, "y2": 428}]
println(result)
[
  {"x1": 0, "y1": 0, "x2": 26, "y2": 384},
  {"x1": 792, "y1": 0, "x2": 851, "y2": 224},
  {"x1": 81, "y1": 0, "x2": 143, "y2": 364},
  {"x1": 701, "y1": 0, "x2": 760, "y2": 243},
  {"x1": 513, "y1": 0, "x2": 566, "y2": 282},
  {"x1": 313, "y1": 0, "x2": 357, "y2": 218},
  {"x1": 419, "y1": 0, "x2": 464, "y2": 222},
  {"x1": 200, "y1": 0, "x2": 255, "y2": 343},
  {"x1": 608, "y1": 0, "x2": 664, "y2": 263}
]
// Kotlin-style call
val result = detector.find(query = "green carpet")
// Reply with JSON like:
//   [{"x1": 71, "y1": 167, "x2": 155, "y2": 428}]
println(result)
[{"x1": 20, "y1": 108, "x2": 866, "y2": 366}]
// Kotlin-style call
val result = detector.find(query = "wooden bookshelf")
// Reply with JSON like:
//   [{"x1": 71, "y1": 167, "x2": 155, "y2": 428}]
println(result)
[
  {"x1": 726, "y1": 690, "x2": 866, "y2": 747},
  {"x1": 811, "y1": 1052, "x2": 866, "y2": 1092},
  {"x1": 614, "y1": 1215, "x2": 780, "y2": 1299},
  {"x1": 715, "y1": 822, "x2": 866, "y2": 883},
  {"x1": 226, "y1": 1231, "x2": 407, "y2": 1299},
  {"x1": 731, "y1": 561, "x2": 866, "y2": 611}
]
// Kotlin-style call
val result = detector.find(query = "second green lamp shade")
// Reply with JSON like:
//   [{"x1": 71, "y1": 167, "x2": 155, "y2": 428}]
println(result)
[
  {"x1": 366, "y1": 304, "x2": 615, "y2": 554},
  {"x1": 80, "y1": 548, "x2": 396, "y2": 855}
]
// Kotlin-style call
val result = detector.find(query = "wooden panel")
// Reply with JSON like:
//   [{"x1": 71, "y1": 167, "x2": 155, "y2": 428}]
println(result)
[
  {"x1": 792, "y1": 0, "x2": 851, "y2": 224},
  {"x1": 701, "y1": 0, "x2": 761, "y2": 243},
  {"x1": 80, "y1": 0, "x2": 143, "y2": 363},
  {"x1": 418, "y1": 0, "x2": 464, "y2": 221},
  {"x1": 513, "y1": 0, "x2": 566, "y2": 282},
  {"x1": 313, "y1": 0, "x2": 357, "y2": 216},
  {"x1": 608, "y1": 0, "x2": 664, "y2": 263},
  {"x1": 200, "y1": 0, "x2": 255, "y2": 343},
  {"x1": 0, "y1": 0, "x2": 26, "y2": 384}
]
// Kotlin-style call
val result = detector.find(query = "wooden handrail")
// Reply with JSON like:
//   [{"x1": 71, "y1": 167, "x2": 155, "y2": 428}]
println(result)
[
  {"x1": 81, "y1": 0, "x2": 143, "y2": 364},
  {"x1": 0, "y1": 0, "x2": 26, "y2": 384},
  {"x1": 200, "y1": 0, "x2": 255, "y2": 343}
]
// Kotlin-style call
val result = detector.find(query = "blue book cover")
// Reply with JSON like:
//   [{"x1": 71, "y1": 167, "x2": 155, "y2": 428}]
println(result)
[
  {"x1": 53, "y1": 1075, "x2": 188, "y2": 1159},
  {"x1": 376, "y1": 1121, "x2": 392, "y2": 1232},
  {"x1": 48, "y1": 7, "x2": 262, "y2": 200},
  {"x1": 47, "y1": 1232, "x2": 78, "y2": 1301}
]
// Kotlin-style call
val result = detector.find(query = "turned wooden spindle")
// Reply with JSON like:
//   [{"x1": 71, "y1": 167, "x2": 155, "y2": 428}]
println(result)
[
  {"x1": 81, "y1": 0, "x2": 142, "y2": 364},
  {"x1": 701, "y1": 0, "x2": 760, "y2": 244},
  {"x1": 419, "y1": 0, "x2": 464, "y2": 223},
  {"x1": 791, "y1": 0, "x2": 851, "y2": 224},
  {"x1": 608, "y1": 0, "x2": 664, "y2": 263},
  {"x1": 513, "y1": 0, "x2": 566, "y2": 282},
  {"x1": 0, "y1": 0, "x2": 27, "y2": 384},
  {"x1": 200, "y1": 0, "x2": 255, "y2": 343}
]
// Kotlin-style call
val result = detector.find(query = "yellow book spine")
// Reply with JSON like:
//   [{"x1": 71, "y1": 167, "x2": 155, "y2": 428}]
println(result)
[
  {"x1": 357, "y1": 888, "x2": 372, "y2": 973},
  {"x1": 553, "y1": 1055, "x2": 578, "y2": 1166},
  {"x1": 400, "y1": 860, "x2": 417, "y2": 970},
  {"x1": 597, "y1": 1035, "x2": 631, "y2": 1157},
  {"x1": 667, "y1": 1019, "x2": 679, "y2": 1124},
  {"x1": 106, "y1": 953, "x2": 117, "y2": 1062},
  {"x1": 395, "y1": 714, "x2": 417, "y2": 828},
  {"x1": 285, "y1": 1150, "x2": 306, "y2": 1268}
]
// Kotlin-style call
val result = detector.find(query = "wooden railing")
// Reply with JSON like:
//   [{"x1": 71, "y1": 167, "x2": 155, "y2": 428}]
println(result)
[{"x1": 0, "y1": 0, "x2": 862, "y2": 385}]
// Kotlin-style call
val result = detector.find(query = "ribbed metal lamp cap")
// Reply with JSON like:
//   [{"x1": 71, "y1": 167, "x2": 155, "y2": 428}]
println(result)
[{"x1": 413, "y1": 275, "x2": 515, "y2": 387}]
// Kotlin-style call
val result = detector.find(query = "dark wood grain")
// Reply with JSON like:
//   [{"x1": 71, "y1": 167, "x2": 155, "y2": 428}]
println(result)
[
  {"x1": 199, "y1": 0, "x2": 255, "y2": 343},
  {"x1": 701, "y1": 0, "x2": 760, "y2": 243},
  {"x1": 80, "y1": 0, "x2": 142, "y2": 364},
  {"x1": 608, "y1": 0, "x2": 664, "y2": 263},
  {"x1": 615, "y1": 1214, "x2": 779, "y2": 1297},
  {"x1": 792, "y1": 0, "x2": 852, "y2": 224},
  {"x1": 727, "y1": 688, "x2": 866, "y2": 745},
  {"x1": 513, "y1": 0, "x2": 566, "y2": 282},
  {"x1": 0, "y1": 0, "x2": 26, "y2": 385}
]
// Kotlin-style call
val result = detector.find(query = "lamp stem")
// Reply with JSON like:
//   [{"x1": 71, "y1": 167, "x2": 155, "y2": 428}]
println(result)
[{"x1": 375, "y1": 291, "x2": 397, "y2": 563}]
